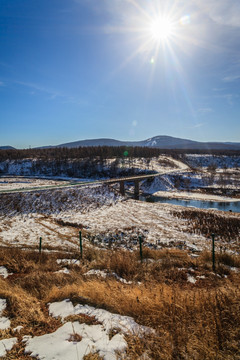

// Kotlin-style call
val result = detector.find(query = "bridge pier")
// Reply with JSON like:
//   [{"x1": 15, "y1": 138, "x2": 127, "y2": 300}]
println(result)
[
  {"x1": 120, "y1": 180, "x2": 125, "y2": 196},
  {"x1": 106, "y1": 174, "x2": 155, "y2": 197}
]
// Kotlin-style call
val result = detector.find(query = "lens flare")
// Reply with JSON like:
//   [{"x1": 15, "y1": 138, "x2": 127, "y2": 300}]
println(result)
[{"x1": 180, "y1": 15, "x2": 190, "y2": 26}]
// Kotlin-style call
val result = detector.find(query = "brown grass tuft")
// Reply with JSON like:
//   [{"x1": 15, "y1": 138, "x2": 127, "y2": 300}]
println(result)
[{"x1": 83, "y1": 354, "x2": 104, "y2": 360}]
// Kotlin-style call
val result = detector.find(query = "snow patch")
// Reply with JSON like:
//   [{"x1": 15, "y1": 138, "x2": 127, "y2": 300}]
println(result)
[
  {"x1": 55, "y1": 267, "x2": 71, "y2": 274},
  {"x1": 14, "y1": 325, "x2": 24, "y2": 332},
  {"x1": 187, "y1": 275, "x2": 197, "y2": 284},
  {"x1": 24, "y1": 321, "x2": 127, "y2": 360},
  {"x1": 49, "y1": 299, "x2": 152, "y2": 336},
  {"x1": 84, "y1": 269, "x2": 132, "y2": 284},
  {"x1": 0, "y1": 338, "x2": 17, "y2": 357},
  {"x1": 0, "y1": 299, "x2": 10, "y2": 330},
  {"x1": 57, "y1": 259, "x2": 80, "y2": 266},
  {"x1": 0, "y1": 266, "x2": 12, "y2": 278}
]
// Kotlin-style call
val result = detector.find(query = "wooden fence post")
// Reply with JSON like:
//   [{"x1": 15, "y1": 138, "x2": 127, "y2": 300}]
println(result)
[
  {"x1": 139, "y1": 235, "x2": 143, "y2": 263},
  {"x1": 79, "y1": 231, "x2": 83, "y2": 258},
  {"x1": 211, "y1": 233, "x2": 215, "y2": 272},
  {"x1": 39, "y1": 237, "x2": 42, "y2": 254}
]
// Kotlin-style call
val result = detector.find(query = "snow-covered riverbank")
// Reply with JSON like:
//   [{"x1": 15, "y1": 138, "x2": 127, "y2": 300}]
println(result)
[{"x1": 152, "y1": 190, "x2": 240, "y2": 202}]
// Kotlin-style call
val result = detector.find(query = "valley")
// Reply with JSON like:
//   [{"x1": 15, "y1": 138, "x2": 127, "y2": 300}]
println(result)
[{"x1": 0, "y1": 150, "x2": 240, "y2": 359}]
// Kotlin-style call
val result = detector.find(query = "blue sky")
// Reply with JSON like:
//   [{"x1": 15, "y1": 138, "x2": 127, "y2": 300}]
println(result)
[{"x1": 0, "y1": 0, "x2": 240, "y2": 148}]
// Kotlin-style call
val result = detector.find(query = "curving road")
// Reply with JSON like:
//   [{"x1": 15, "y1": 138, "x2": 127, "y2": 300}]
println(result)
[{"x1": 0, "y1": 166, "x2": 189, "y2": 195}]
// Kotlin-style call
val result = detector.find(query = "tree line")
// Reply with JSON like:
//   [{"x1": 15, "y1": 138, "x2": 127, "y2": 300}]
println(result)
[{"x1": 0, "y1": 146, "x2": 240, "y2": 161}]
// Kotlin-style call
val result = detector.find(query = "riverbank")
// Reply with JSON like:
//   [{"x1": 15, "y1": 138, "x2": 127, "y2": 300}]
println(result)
[{"x1": 153, "y1": 190, "x2": 240, "y2": 202}]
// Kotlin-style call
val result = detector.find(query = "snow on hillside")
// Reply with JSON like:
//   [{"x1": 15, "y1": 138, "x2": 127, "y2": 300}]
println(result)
[
  {"x1": 0, "y1": 185, "x2": 120, "y2": 216},
  {"x1": 141, "y1": 174, "x2": 175, "y2": 193},
  {"x1": 0, "y1": 182, "x2": 209, "y2": 252},
  {"x1": 0, "y1": 185, "x2": 124, "y2": 250},
  {"x1": 141, "y1": 170, "x2": 240, "y2": 196},
  {"x1": 0, "y1": 155, "x2": 184, "y2": 179},
  {"x1": 185, "y1": 154, "x2": 240, "y2": 169}
]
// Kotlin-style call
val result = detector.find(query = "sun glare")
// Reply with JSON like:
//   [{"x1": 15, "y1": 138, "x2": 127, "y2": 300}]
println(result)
[{"x1": 149, "y1": 16, "x2": 175, "y2": 42}]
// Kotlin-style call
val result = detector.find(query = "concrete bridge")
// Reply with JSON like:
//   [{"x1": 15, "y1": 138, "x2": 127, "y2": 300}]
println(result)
[
  {"x1": 104, "y1": 173, "x2": 159, "y2": 198},
  {"x1": 0, "y1": 168, "x2": 184, "y2": 195}
]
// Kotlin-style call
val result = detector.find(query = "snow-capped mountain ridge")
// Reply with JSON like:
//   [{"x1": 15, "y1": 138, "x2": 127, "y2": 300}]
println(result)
[
  {"x1": 2, "y1": 135, "x2": 240, "y2": 150},
  {"x1": 53, "y1": 135, "x2": 240, "y2": 150}
]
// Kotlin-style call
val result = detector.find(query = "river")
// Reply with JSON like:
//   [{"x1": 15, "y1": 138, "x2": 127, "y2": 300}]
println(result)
[{"x1": 139, "y1": 194, "x2": 240, "y2": 213}]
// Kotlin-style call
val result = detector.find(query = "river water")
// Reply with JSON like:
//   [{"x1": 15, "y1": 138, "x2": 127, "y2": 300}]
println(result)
[{"x1": 139, "y1": 194, "x2": 240, "y2": 213}]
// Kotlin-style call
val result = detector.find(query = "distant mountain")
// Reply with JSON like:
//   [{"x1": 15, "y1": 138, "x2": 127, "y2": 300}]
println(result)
[
  {"x1": 143, "y1": 136, "x2": 240, "y2": 150},
  {"x1": 4, "y1": 136, "x2": 240, "y2": 150},
  {"x1": 224, "y1": 142, "x2": 240, "y2": 146},
  {"x1": 0, "y1": 146, "x2": 15, "y2": 150},
  {"x1": 54, "y1": 135, "x2": 240, "y2": 150},
  {"x1": 56, "y1": 138, "x2": 144, "y2": 148}
]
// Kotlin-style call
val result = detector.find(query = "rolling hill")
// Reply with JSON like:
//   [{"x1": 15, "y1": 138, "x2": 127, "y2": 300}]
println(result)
[
  {"x1": 55, "y1": 135, "x2": 240, "y2": 150},
  {"x1": 2, "y1": 136, "x2": 240, "y2": 150}
]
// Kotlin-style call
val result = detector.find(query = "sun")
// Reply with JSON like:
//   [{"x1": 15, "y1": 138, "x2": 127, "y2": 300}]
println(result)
[{"x1": 149, "y1": 16, "x2": 175, "y2": 43}]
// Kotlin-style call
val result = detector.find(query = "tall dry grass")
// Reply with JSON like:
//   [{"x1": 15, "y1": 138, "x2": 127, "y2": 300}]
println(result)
[
  {"x1": 46, "y1": 279, "x2": 240, "y2": 359},
  {"x1": 0, "y1": 246, "x2": 239, "y2": 359},
  {"x1": 171, "y1": 208, "x2": 240, "y2": 243}
]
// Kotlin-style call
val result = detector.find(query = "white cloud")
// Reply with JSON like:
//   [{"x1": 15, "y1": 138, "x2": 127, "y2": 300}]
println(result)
[
  {"x1": 197, "y1": 108, "x2": 213, "y2": 114},
  {"x1": 212, "y1": 87, "x2": 226, "y2": 92},
  {"x1": 14, "y1": 81, "x2": 88, "y2": 106},
  {"x1": 192, "y1": 122, "x2": 205, "y2": 128},
  {"x1": 214, "y1": 93, "x2": 239, "y2": 106},
  {"x1": 193, "y1": 0, "x2": 240, "y2": 27},
  {"x1": 223, "y1": 75, "x2": 240, "y2": 82},
  {"x1": 15, "y1": 81, "x2": 61, "y2": 98}
]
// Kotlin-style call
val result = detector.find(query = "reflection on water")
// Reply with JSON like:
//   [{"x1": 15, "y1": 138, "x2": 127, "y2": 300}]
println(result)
[{"x1": 139, "y1": 195, "x2": 240, "y2": 213}]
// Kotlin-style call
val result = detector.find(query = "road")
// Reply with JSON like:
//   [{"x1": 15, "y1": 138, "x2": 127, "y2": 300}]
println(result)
[{"x1": 0, "y1": 165, "x2": 189, "y2": 195}]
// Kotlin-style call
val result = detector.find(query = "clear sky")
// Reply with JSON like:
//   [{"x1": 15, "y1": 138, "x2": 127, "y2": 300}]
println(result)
[{"x1": 0, "y1": 0, "x2": 240, "y2": 148}]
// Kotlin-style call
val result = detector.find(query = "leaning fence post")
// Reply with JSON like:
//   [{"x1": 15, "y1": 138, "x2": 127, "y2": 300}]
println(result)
[
  {"x1": 139, "y1": 235, "x2": 143, "y2": 263},
  {"x1": 39, "y1": 237, "x2": 42, "y2": 254},
  {"x1": 79, "y1": 231, "x2": 83, "y2": 258},
  {"x1": 211, "y1": 233, "x2": 215, "y2": 272}
]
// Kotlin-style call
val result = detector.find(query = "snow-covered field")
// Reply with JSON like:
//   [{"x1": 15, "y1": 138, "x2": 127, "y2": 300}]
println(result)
[
  {"x1": 0, "y1": 191, "x2": 204, "y2": 252},
  {"x1": 0, "y1": 152, "x2": 239, "y2": 256},
  {"x1": 0, "y1": 176, "x2": 93, "y2": 192},
  {"x1": 0, "y1": 182, "x2": 239, "y2": 255},
  {"x1": 0, "y1": 176, "x2": 70, "y2": 192}
]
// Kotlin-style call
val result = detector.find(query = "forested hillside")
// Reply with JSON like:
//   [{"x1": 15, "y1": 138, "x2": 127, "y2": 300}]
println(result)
[{"x1": 0, "y1": 146, "x2": 240, "y2": 162}]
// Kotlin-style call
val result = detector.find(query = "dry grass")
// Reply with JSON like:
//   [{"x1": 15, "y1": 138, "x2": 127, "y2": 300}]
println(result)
[
  {"x1": 83, "y1": 354, "x2": 103, "y2": 360},
  {"x1": 171, "y1": 208, "x2": 240, "y2": 243},
  {"x1": 0, "y1": 247, "x2": 240, "y2": 359},
  {"x1": 46, "y1": 279, "x2": 240, "y2": 359}
]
